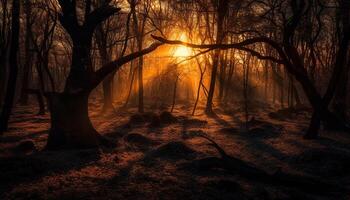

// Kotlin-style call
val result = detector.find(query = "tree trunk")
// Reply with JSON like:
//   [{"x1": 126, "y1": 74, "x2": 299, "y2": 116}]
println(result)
[
  {"x1": 332, "y1": 56, "x2": 349, "y2": 122},
  {"x1": 218, "y1": 56, "x2": 225, "y2": 101},
  {"x1": 37, "y1": 93, "x2": 46, "y2": 115},
  {"x1": 0, "y1": 0, "x2": 20, "y2": 134},
  {"x1": 124, "y1": 66, "x2": 136, "y2": 108},
  {"x1": 45, "y1": 1, "x2": 160, "y2": 150},
  {"x1": 130, "y1": 1, "x2": 146, "y2": 113},
  {"x1": 171, "y1": 76, "x2": 179, "y2": 113},
  {"x1": 206, "y1": 53, "x2": 218, "y2": 114},
  {"x1": 102, "y1": 74, "x2": 114, "y2": 112},
  {"x1": 46, "y1": 92, "x2": 99, "y2": 150},
  {"x1": 19, "y1": 0, "x2": 32, "y2": 105},
  {"x1": 264, "y1": 61, "x2": 269, "y2": 101},
  {"x1": 193, "y1": 59, "x2": 205, "y2": 115},
  {"x1": 35, "y1": 56, "x2": 46, "y2": 115},
  {"x1": 205, "y1": 0, "x2": 228, "y2": 114},
  {"x1": 138, "y1": 56, "x2": 144, "y2": 113},
  {"x1": 95, "y1": 21, "x2": 115, "y2": 113},
  {"x1": 303, "y1": 109, "x2": 321, "y2": 139},
  {"x1": 243, "y1": 56, "x2": 250, "y2": 130},
  {"x1": 0, "y1": 56, "x2": 8, "y2": 107},
  {"x1": 293, "y1": 83, "x2": 301, "y2": 106},
  {"x1": 223, "y1": 57, "x2": 234, "y2": 104}
]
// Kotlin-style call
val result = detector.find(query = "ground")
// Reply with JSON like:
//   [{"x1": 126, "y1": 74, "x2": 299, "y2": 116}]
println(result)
[{"x1": 0, "y1": 99, "x2": 349, "y2": 200}]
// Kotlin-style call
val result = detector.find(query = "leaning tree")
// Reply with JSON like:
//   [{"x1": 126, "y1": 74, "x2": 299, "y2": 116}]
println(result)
[{"x1": 46, "y1": 0, "x2": 163, "y2": 150}]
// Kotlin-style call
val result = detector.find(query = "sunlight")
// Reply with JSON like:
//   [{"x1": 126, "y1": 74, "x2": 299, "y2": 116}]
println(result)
[
  {"x1": 173, "y1": 46, "x2": 192, "y2": 57},
  {"x1": 172, "y1": 33, "x2": 193, "y2": 57}
]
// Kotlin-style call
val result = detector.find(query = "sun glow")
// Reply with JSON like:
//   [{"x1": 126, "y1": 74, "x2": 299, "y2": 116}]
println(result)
[
  {"x1": 174, "y1": 46, "x2": 192, "y2": 57},
  {"x1": 172, "y1": 33, "x2": 193, "y2": 57}
]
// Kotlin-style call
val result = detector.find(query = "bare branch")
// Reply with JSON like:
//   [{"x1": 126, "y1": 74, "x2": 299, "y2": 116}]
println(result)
[
  {"x1": 152, "y1": 35, "x2": 284, "y2": 64},
  {"x1": 92, "y1": 42, "x2": 163, "y2": 88}
]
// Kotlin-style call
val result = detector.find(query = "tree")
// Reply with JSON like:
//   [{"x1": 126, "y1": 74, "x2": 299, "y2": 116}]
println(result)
[
  {"x1": 45, "y1": 0, "x2": 162, "y2": 150},
  {"x1": 332, "y1": 0, "x2": 350, "y2": 123},
  {"x1": 19, "y1": 0, "x2": 33, "y2": 105},
  {"x1": 205, "y1": 0, "x2": 228, "y2": 114},
  {"x1": 29, "y1": 2, "x2": 58, "y2": 115},
  {"x1": 0, "y1": 0, "x2": 20, "y2": 134},
  {"x1": 0, "y1": 0, "x2": 10, "y2": 105}
]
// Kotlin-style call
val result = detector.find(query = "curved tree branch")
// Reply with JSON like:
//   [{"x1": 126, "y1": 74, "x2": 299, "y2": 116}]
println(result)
[
  {"x1": 92, "y1": 42, "x2": 164, "y2": 88},
  {"x1": 152, "y1": 35, "x2": 285, "y2": 64}
]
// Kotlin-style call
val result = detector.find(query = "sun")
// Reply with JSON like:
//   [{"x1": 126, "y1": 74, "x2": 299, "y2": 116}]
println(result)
[
  {"x1": 174, "y1": 46, "x2": 192, "y2": 57},
  {"x1": 172, "y1": 33, "x2": 193, "y2": 57}
]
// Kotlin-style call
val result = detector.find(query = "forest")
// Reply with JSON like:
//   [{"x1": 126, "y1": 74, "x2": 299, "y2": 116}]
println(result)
[{"x1": 0, "y1": 0, "x2": 350, "y2": 199}]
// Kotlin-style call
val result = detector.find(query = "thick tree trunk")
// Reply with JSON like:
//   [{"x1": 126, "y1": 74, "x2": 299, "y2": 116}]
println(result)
[
  {"x1": 0, "y1": 57, "x2": 7, "y2": 107},
  {"x1": 0, "y1": 0, "x2": 20, "y2": 134},
  {"x1": 46, "y1": 92, "x2": 99, "y2": 150},
  {"x1": 304, "y1": 109, "x2": 321, "y2": 139},
  {"x1": 294, "y1": 70, "x2": 348, "y2": 138},
  {"x1": 46, "y1": 1, "x2": 160, "y2": 150}
]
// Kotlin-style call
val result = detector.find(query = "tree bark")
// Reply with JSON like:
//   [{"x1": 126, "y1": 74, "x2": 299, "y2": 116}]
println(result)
[
  {"x1": 102, "y1": 74, "x2": 114, "y2": 112},
  {"x1": 205, "y1": 0, "x2": 228, "y2": 114},
  {"x1": 0, "y1": 0, "x2": 20, "y2": 134},
  {"x1": 46, "y1": 92, "x2": 98, "y2": 150},
  {"x1": 46, "y1": 0, "x2": 162, "y2": 149},
  {"x1": 332, "y1": 58, "x2": 349, "y2": 122},
  {"x1": 171, "y1": 76, "x2": 179, "y2": 113},
  {"x1": 19, "y1": 0, "x2": 32, "y2": 105}
]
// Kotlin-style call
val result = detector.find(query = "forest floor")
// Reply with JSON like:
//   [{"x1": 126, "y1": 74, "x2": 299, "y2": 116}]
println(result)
[{"x1": 0, "y1": 99, "x2": 350, "y2": 200}]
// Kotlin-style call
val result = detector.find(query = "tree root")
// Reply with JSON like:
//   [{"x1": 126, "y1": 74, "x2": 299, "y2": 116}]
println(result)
[{"x1": 192, "y1": 134, "x2": 347, "y2": 195}]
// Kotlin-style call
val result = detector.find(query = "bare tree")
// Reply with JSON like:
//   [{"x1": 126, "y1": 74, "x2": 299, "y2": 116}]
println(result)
[
  {"x1": 45, "y1": 0, "x2": 163, "y2": 149},
  {"x1": 0, "y1": 0, "x2": 20, "y2": 133}
]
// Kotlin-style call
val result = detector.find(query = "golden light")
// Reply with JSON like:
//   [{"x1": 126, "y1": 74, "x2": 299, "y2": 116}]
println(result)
[
  {"x1": 173, "y1": 46, "x2": 192, "y2": 57},
  {"x1": 172, "y1": 33, "x2": 193, "y2": 57}
]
